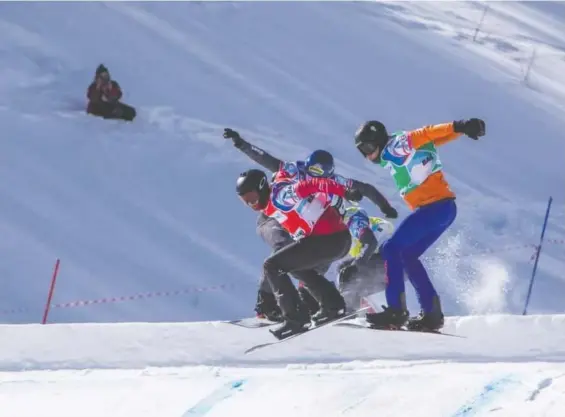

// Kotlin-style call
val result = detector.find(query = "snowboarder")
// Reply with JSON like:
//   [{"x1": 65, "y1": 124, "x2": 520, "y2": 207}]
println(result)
[
  {"x1": 86, "y1": 64, "x2": 136, "y2": 122},
  {"x1": 235, "y1": 168, "x2": 362, "y2": 339},
  {"x1": 222, "y1": 128, "x2": 397, "y2": 320},
  {"x1": 353, "y1": 118, "x2": 486, "y2": 331},
  {"x1": 337, "y1": 206, "x2": 395, "y2": 310}
]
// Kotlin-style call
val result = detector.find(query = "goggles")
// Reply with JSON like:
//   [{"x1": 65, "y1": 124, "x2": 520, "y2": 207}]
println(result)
[
  {"x1": 307, "y1": 164, "x2": 326, "y2": 177},
  {"x1": 356, "y1": 141, "x2": 380, "y2": 156},
  {"x1": 238, "y1": 190, "x2": 260, "y2": 208}
]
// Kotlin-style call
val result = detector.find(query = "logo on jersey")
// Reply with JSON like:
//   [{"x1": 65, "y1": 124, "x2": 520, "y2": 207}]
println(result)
[
  {"x1": 388, "y1": 133, "x2": 413, "y2": 159},
  {"x1": 294, "y1": 228, "x2": 306, "y2": 240},
  {"x1": 251, "y1": 146, "x2": 265, "y2": 155},
  {"x1": 281, "y1": 162, "x2": 299, "y2": 178},
  {"x1": 271, "y1": 180, "x2": 298, "y2": 212}
]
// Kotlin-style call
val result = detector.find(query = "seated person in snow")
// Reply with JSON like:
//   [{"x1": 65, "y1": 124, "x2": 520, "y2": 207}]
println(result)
[{"x1": 86, "y1": 64, "x2": 136, "y2": 121}]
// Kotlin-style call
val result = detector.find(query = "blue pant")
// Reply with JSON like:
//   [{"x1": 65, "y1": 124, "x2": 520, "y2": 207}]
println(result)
[{"x1": 379, "y1": 199, "x2": 457, "y2": 313}]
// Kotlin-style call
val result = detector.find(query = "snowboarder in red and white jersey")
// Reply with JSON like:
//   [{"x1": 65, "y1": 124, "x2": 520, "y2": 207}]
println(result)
[{"x1": 235, "y1": 168, "x2": 363, "y2": 339}]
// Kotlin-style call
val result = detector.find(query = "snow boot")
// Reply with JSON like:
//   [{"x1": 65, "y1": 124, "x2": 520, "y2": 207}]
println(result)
[
  {"x1": 311, "y1": 305, "x2": 346, "y2": 325},
  {"x1": 406, "y1": 296, "x2": 444, "y2": 331},
  {"x1": 311, "y1": 293, "x2": 346, "y2": 325},
  {"x1": 270, "y1": 305, "x2": 311, "y2": 340},
  {"x1": 270, "y1": 318, "x2": 309, "y2": 340},
  {"x1": 366, "y1": 305, "x2": 409, "y2": 330},
  {"x1": 255, "y1": 290, "x2": 283, "y2": 322},
  {"x1": 302, "y1": 278, "x2": 347, "y2": 325}
]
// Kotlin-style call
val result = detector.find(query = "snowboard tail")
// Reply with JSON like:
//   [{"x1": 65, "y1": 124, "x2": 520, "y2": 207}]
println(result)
[
  {"x1": 225, "y1": 317, "x2": 279, "y2": 329},
  {"x1": 244, "y1": 306, "x2": 370, "y2": 354}
]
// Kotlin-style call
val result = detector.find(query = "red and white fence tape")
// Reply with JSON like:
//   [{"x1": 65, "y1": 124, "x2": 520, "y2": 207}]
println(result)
[{"x1": 51, "y1": 283, "x2": 237, "y2": 309}]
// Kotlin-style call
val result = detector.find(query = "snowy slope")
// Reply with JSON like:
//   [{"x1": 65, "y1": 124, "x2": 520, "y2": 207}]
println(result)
[
  {"x1": 5, "y1": 363, "x2": 564, "y2": 417},
  {"x1": 0, "y1": 2, "x2": 564, "y2": 324},
  {"x1": 3, "y1": 315, "x2": 565, "y2": 370},
  {"x1": 2, "y1": 316, "x2": 565, "y2": 416}
]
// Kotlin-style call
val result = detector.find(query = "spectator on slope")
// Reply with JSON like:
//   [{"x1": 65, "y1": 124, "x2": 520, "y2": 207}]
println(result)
[
  {"x1": 235, "y1": 168, "x2": 362, "y2": 339},
  {"x1": 86, "y1": 64, "x2": 136, "y2": 122},
  {"x1": 353, "y1": 118, "x2": 486, "y2": 332},
  {"x1": 222, "y1": 128, "x2": 398, "y2": 321}
]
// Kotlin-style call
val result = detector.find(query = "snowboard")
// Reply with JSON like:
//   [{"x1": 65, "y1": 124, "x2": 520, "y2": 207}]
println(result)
[
  {"x1": 225, "y1": 317, "x2": 279, "y2": 329},
  {"x1": 334, "y1": 321, "x2": 466, "y2": 338},
  {"x1": 244, "y1": 306, "x2": 370, "y2": 354}
]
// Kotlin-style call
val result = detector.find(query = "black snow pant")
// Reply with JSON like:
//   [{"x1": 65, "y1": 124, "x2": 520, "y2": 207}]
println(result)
[
  {"x1": 256, "y1": 214, "x2": 330, "y2": 314},
  {"x1": 263, "y1": 229, "x2": 352, "y2": 321},
  {"x1": 256, "y1": 214, "x2": 331, "y2": 291},
  {"x1": 87, "y1": 101, "x2": 136, "y2": 121}
]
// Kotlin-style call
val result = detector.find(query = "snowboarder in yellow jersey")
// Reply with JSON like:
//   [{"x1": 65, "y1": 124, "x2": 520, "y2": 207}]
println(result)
[
  {"x1": 337, "y1": 206, "x2": 395, "y2": 310},
  {"x1": 354, "y1": 118, "x2": 486, "y2": 331}
]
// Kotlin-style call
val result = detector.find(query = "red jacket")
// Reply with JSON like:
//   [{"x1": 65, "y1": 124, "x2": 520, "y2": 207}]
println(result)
[
  {"x1": 87, "y1": 80, "x2": 122, "y2": 103},
  {"x1": 292, "y1": 177, "x2": 348, "y2": 236}
]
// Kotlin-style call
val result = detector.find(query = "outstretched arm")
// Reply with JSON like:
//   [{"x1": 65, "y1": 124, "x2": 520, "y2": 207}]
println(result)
[
  {"x1": 223, "y1": 128, "x2": 283, "y2": 172},
  {"x1": 349, "y1": 179, "x2": 397, "y2": 218},
  {"x1": 408, "y1": 118, "x2": 485, "y2": 148},
  {"x1": 294, "y1": 177, "x2": 348, "y2": 199},
  {"x1": 408, "y1": 123, "x2": 462, "y2": 149}
]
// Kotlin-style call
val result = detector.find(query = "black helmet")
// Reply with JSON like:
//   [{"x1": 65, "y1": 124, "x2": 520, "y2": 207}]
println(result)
[
  {"x1": 96, "y1": 64, "x2": 109, "y2": 76},
  {"x1": 354, "y1": 120, "x2": 389, "y2": 158},
  {"x1": 95, "y1": 64, "x2": 110, "y2": 81},
  {"x1": 236, "y1": 169, "x2": 270, "y2": 208}
]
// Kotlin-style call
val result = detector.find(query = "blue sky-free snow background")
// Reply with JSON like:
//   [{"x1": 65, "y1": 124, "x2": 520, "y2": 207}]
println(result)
[{"x1": 0, "y1": 1, "x2": 563, "y2": 323}]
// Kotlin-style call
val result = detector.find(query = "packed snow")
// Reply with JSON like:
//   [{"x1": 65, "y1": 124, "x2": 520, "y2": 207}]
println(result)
[
  {"x1": 1, "y1": 2, "x2": 565, "y2": 416},
  {"x1": 2, "y1": 315, "x2": 565, "y2": 416}
]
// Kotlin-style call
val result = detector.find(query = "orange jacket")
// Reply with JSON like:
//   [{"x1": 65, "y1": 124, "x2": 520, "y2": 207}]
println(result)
[{"x1": 403, "y1": 123, "x2": 462, "y2": 210}]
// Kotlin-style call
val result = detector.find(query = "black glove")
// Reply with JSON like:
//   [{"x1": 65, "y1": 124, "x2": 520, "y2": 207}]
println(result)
[
  {"x1": 345, "y1": 188, "x2": 363, "y2": 202},
  {"x1": 382, "y1": 206, "x2": 398, "y2": 219},
  {"x1": 223, "y1": 128, "x2": 244, "y2": 148},
  {"x1": 453, "y1": 118, "x2": 485, "y2": 140}
]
